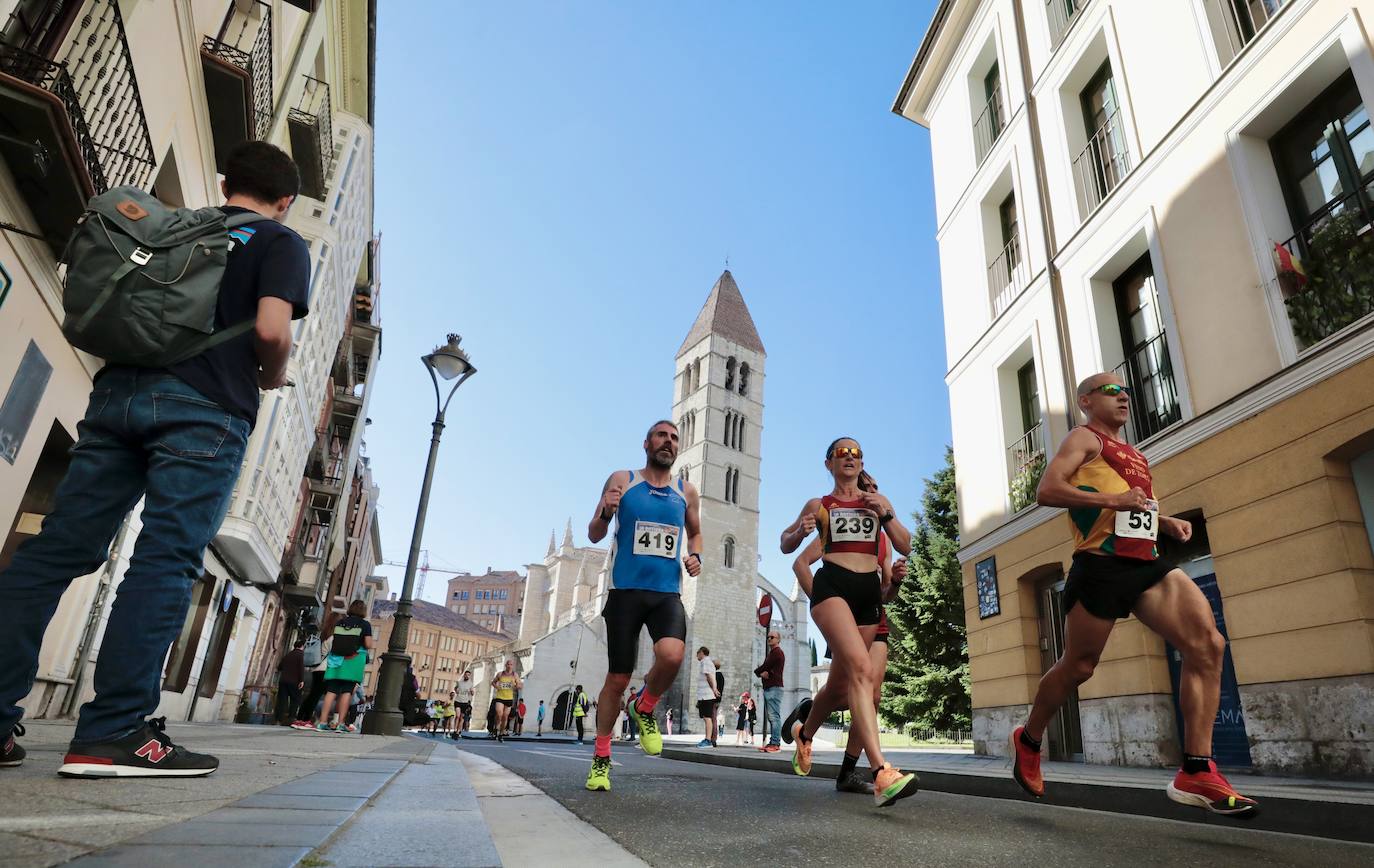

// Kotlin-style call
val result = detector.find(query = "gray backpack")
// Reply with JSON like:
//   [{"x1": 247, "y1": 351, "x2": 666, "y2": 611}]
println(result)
[{"x1": 61, "y1": 186, "x2": 267, "y2": 366}]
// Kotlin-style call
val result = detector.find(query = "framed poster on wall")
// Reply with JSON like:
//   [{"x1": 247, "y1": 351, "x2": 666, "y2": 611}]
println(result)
[{"x1": 975, "y1": 556, "x2": 1000, "y2": 619}]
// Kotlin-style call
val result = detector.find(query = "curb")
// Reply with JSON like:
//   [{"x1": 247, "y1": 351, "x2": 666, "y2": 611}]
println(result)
[{"x1": 660, "y1": 747, "x2": 1374, "y2": 845}]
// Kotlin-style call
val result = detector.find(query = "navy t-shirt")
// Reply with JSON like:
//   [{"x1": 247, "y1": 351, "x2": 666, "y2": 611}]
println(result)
[{"x1": 168, "y1": 206, "x2": 310, "y2": 425}]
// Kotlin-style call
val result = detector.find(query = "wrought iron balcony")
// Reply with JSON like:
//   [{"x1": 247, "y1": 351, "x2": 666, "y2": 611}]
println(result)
[
  {"x1": 987, "y1": 233, "x2": 1027, "y2": 318},
  {"x1": 1112, "y1": 331, "x2": 1182, "y2": 444},
  {"x1": 201, "y1": 0, "x2": 273, "y2": 168},
  {"x1": 1073, "y1": 109, "x2": 1131, "y2": 217},
  {"x1": 0, "y1": 0, "x2": 154, "y2": 252},
  {"x1": 1275, "y1": 193, "x2": 1374, "y2": 350},
  {"x1": 973, "y1": 89, "x2": 1004, "y2": 165},
  {"x1": 1047, "y1": 0, "x2": 1090, "y2": 51},
  {"x1": 1007, "y1": 421, "x2": 1046, "y2": 513},
  {"x1": 288, "y1": 75, "x2": 333, "y2": 200}
]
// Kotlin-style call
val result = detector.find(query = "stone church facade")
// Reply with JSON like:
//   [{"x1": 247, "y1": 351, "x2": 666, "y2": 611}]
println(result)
[{"x1": 468, "y1": 272, "x2": 810, "y2": 732}]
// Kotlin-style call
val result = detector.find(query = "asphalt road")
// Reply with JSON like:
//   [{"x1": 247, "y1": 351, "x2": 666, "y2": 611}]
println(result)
[{"x1": 457, "y1": 740, "x2": 1374, "y2": 868}]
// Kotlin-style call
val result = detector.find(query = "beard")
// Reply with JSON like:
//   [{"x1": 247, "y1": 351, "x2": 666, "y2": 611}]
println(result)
[{"x1": 647, "y1": 449, "x2": 675, "y2": 469}]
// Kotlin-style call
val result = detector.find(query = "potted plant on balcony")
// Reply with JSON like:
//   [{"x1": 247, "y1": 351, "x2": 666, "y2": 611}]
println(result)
[
  {"x1": 1283, "y1": 212, "x2": 1374, "y2": 348},
  {"x1": 1009, "y1": 451, "x2": 1046, "y2": 513}
]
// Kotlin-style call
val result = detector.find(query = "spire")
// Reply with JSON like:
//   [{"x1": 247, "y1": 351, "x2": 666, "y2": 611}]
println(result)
[
  {"x1": 563, "y1": 518, "x2": 574, "y2": 550},
  {"x1": 547, "y1": 529, "x2": 556, "y2": 557},
  {"x1": 677, "y1": 270, "x2": 765, "y2": 357}
]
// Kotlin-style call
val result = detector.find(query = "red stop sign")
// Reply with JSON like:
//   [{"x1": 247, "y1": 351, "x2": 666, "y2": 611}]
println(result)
[{"x1": 757, "y1": 593, "x2": 773, "y2": 628}]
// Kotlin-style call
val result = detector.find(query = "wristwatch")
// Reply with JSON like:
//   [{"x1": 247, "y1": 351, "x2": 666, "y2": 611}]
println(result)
[
  {"x1": 599, "y1": 507, "x2": 614, "y2": 522},
  {"x1": 879, "y1": 512, "x2": 895, "y2": 524}
]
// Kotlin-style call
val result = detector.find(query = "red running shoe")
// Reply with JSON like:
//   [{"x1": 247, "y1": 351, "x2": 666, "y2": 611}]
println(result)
[
  {"x1": 1010, "y1": 726, "x2": 1044, "y2": 798},
  {"x1": 1167, "y1": 760, "x2": 1259, "y2": 817}
]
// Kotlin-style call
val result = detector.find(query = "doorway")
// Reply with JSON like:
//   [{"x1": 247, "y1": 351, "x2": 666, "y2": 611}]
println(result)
[
  {"x1": 1, "y1": 421, "x2": 75, "y2": 572},
  {"x1": 1036, "y1": 572, "x2": 1084, "y2": 761},
  {"x1": 553, "y1": 689, "x2": 571, "y2": 731}
]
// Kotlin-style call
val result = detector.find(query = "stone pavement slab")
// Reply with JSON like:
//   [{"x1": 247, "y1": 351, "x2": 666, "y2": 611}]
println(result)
[
  {"x1": 314, "y1": 737, "x2": 501, "y2": 867},
  {"x1": 1, "y1": 719, "x2": 427, "y2": 867}
]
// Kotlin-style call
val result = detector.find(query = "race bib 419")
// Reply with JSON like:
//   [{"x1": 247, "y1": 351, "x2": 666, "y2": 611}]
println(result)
[{"x1": 633, "y1": 521, "x2": 680, "y2": 558}]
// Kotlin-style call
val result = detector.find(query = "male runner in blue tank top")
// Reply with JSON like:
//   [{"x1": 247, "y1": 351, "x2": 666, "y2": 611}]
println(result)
[{"x1": 584, "y1": 420, "x2": 702, "y2": 791}]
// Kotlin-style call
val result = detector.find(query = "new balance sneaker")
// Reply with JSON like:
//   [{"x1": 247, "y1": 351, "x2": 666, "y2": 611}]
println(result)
[
  {"x1": 873, "y1": 763, "x2": 919, "y2": 808},
  {"x1": 290, "y1": 720, "x2": 314, "y2": 731},
  {"x1": 1, "y1": 724, "x2": 26, "y2": 768},
  {"x1": 59, "y1": 718, "x2": 218, "y2": 778},
  {"x1": 1010, "y1": 726, "x2": 1044, "y2": 798},
  {"x1": 758, "y1": 743, "x2": 780, "y2": 753},
  {"x1": 585, "y1": 755, "x2": 612, "y2": 792},
  {"x1": 629, "y1": 703, "x2": 662, "y2": 756},
  {"x1": 836, "y1": 768, "x2": 874, "y2": 795},
  {"x1": 781, "y1": 698, "x2": 812, "y2": 745},
  {"x1": 335, "y1": 723, "x2": 356, "y2": 734},
  {"x1": 1167, "y1": 760, "x2": 1259, "y2": 817},
  {"x1": 790, "y1": 722, "x2": 812, "y2": 776}
]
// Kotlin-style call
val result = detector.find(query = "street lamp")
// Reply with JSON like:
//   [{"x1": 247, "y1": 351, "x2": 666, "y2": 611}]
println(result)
[{"x1": 363, "y1": 334, "x2": 476, "y2": 736}]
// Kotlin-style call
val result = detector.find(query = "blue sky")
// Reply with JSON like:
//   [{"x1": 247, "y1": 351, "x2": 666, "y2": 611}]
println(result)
[{"x1": 365, "y1": 1, "x2": 948, "y2": 638}]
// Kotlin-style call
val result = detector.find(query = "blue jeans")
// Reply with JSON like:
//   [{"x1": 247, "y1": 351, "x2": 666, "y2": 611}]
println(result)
[
  {"x1": 764, "y1": 686, "x2": 783, "y2": 746},
  {"x1": 0, "y1": 369, "x2": 249, "y2": 743}
]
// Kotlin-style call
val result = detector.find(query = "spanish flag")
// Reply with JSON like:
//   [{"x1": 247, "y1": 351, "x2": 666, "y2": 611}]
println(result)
[{"x1": 1273, "y1": 241, "x2": 1308, "y2": 298}]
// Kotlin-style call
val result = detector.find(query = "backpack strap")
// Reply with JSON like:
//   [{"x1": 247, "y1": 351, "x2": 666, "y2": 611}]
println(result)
[{"x1": 224, "y1": 212, "x2": 271, "y2": 230}]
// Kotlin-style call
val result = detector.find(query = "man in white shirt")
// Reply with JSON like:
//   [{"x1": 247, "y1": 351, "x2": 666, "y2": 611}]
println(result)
[
  {"x1": 695, "y1": 647, "x2": 719, "y2": 748},
  {"x1": 452, "y1": 672, "x2": 475, "y2": 738}
]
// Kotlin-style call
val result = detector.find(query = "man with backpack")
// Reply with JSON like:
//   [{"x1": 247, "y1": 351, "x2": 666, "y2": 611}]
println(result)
[{"x1": 0, "y1": 141, "x2": 309, "y2": 778}]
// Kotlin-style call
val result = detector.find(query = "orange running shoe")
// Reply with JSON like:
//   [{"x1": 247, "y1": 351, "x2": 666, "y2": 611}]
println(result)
[
  {"x1": 1010, "y1": 726, "x2": 1044, "y2": 798},
  {"x1": 1167, "y1": 760, "x2": 1259, "y2": 817},
  {"x1": 873, "y1": 763, "x2": 920, "y2": 807},
  {"x1": 790, "y1": 721, "x2": 812, "y2": 776}
]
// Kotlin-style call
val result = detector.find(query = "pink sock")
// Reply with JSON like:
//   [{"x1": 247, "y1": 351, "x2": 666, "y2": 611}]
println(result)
[
  {"x1": 594, "y1": 735, "x2": 613, "y2": 758},
  {"x1": 635, "y1": 692, "x2": 660, "y2": 714}
]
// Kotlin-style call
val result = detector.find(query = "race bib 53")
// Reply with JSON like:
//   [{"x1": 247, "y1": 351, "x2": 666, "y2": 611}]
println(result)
[
  {"x1": 1114, "y1": 500, "x2": 1159, "y2": 541},
  {"x1": 633, "y1": 521, "x2": 680, "y2": 558}
]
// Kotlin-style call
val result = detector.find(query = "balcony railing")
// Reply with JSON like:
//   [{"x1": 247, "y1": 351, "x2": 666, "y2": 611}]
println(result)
[
  {"x1": 1047, "y1": 0, "x2": 1089, "y2": 50},
  {"x1": 973, "y1": 89, "x2": 1004, "y2": 165},
  {"x1": 1073, "y1": 109, "x2": 1131, "y2": 216},
  {"x1": 1276, "y1": 193, "x2": 1374, "y2": 350},
  {"x1": 288, "y1": 74, "x2": 333, "y2": 199},
  {"x1": 201, "y1": 0, "x2": 274, "y2": 144},
  {"x1": 1007, "y1": 422, "x2": 1045, "y2": 513},
  {"x1": 0, "y1": 0, "x2": 153, "y2": 248},
  {"x1": 1112, "y1": 331, "x2": 1182, "y2": 444},
  {"x1": 988, "y1": 233, "x2": 1028, "y2": 318}
]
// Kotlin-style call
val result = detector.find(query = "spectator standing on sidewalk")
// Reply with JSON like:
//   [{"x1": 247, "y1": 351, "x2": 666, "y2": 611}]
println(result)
[
  {"x1": 0, "y1": 141, "x2": 308, "y2": 777},
  {"x1": 291, "y1": 625, "x2": 330, "y2": 730},
  {"x1": 276, "y1": 640, "x2": 306, "y2": 725},
  {"x1": 515, "y1": 699, "x2": 527, "y2": 735},
  {"x1": 573, "y1": 685, "x2": 590, "y2": 744},
  {"x1": 314, "y1": 600, "x2": 373, "y2": 733},
  {"x1": 754, "y1": 629, "x2": 785, "y2": 752},
  {"x1": 536, "y1": 700, "x2": 546, "y2": 736},
  {"x1": 734, "y1": 694, "x2": 750, "y2": 745},
  {"x1": 695, "y1": 647, "x2": 719, "y2": 748}
]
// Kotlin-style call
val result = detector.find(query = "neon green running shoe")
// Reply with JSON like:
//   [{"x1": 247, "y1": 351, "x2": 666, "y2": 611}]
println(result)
[
  {"x1": 790, "y1": 722, "x2": 812, "y2": 776},
  {"x1": 585, "y1": 755, "x2": 611, "y2": 792},
  {"x1": 629, "y1": 702, "x2": 661, "y2": 756},
  {"x1": 874, "y1": 763, "x2": 919, "y2": 807}
]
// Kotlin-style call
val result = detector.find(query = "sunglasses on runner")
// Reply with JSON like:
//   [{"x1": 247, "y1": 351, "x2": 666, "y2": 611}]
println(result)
[
  {"x1": 1091, "y1": 384, "x2": 1131, "y2": 398},
  {"x1": 829, "y1": 446, "x2": 863, "y2": 460}
]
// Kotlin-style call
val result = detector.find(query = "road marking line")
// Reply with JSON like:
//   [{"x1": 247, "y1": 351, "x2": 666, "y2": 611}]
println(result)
[{"x1": 516, "y1": 748, "x2": 621, "y2": 766}]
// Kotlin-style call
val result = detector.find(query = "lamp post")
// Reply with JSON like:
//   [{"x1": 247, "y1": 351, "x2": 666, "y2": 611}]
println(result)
[{"x1": 363, "y1": 334, "x2": 476, "y2": 736}]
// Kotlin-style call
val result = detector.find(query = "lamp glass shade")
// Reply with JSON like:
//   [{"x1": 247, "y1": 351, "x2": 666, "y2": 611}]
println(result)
[{"x1": 430, "y1": 349, "x2": 471, "y2": 380}]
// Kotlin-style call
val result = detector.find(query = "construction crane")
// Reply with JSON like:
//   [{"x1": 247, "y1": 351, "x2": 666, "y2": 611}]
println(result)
[{"x1": 379, "y1": 550, "x2": 469, "y2": 601}]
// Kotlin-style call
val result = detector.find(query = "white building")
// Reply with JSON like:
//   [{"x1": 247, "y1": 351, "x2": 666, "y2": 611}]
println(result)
[
  {"x1": 894, "y1": 0, "x2": 1374, "y2": 774},
  {"x1": 0, "y1": 0, "x2": 375, "y2": 726}
]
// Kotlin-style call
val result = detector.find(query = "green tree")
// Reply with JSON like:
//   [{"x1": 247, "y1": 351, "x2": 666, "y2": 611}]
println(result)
[
  {"x1": 882, "y1": 447, "x2": 971, "y2": 730},
  {"x1": 809, "y1": 638, "x2": 818, "y2": 667}
]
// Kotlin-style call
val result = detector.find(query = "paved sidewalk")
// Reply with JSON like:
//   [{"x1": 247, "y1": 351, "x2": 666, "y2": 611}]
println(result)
[
  {"x1": 662, "y1": 740, "x2": 1374, "y2": 843},
  {"x1": 0, "y1": 719, "x2": 426, "y2": 867}
]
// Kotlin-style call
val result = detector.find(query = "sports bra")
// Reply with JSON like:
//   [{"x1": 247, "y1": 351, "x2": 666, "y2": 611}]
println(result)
[{"x1": 816, "y1": 494, "x2": 882, "y2": 556}]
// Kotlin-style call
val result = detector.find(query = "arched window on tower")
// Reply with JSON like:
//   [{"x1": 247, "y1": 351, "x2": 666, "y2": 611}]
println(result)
[
  {"x1": 739, "y1": 363, "x2": 750, "y2": 396},
  {"x1": 723, "y1": 411, "x2": 733, "y2": 446},
  {"x1": 725, "y1": 356, "x2": 737, "y2": 391},
  {"x1": 737, "y1": 416, "x2": 746, "y2": 452},
  {"x1": 730, "y1": 468, "x2": 741, "y2": 504},
  {"x1": 723, "y1": 465, "x2": 732, "y2": 501},
  {"x1": 692, "y1": 358, "x2": 701, "y2": 392},
  {"x1": 678, "y1": 464, "x2": 690, "y2": 483},
  {"x1": 723, "y1": 536, "x2": 736, "y2": 568}
]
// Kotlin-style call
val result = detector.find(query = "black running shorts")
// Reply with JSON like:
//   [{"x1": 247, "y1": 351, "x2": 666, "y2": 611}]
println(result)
[
  {"x1": 810, "y1": 562, "x2": 882, "y2": 626},
  {"x1": 602, "y1": 588, "x2": 687, "y2": 674},
  {"x1": 697, "y1": 699, "x2": 719, "y2": 719},
  {"x1": 322, "y1": 679, "x2": 357, "y2": 695},
  {"x1": 1064, "y1": 552, "x2": 1177, "y2": 621}
]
